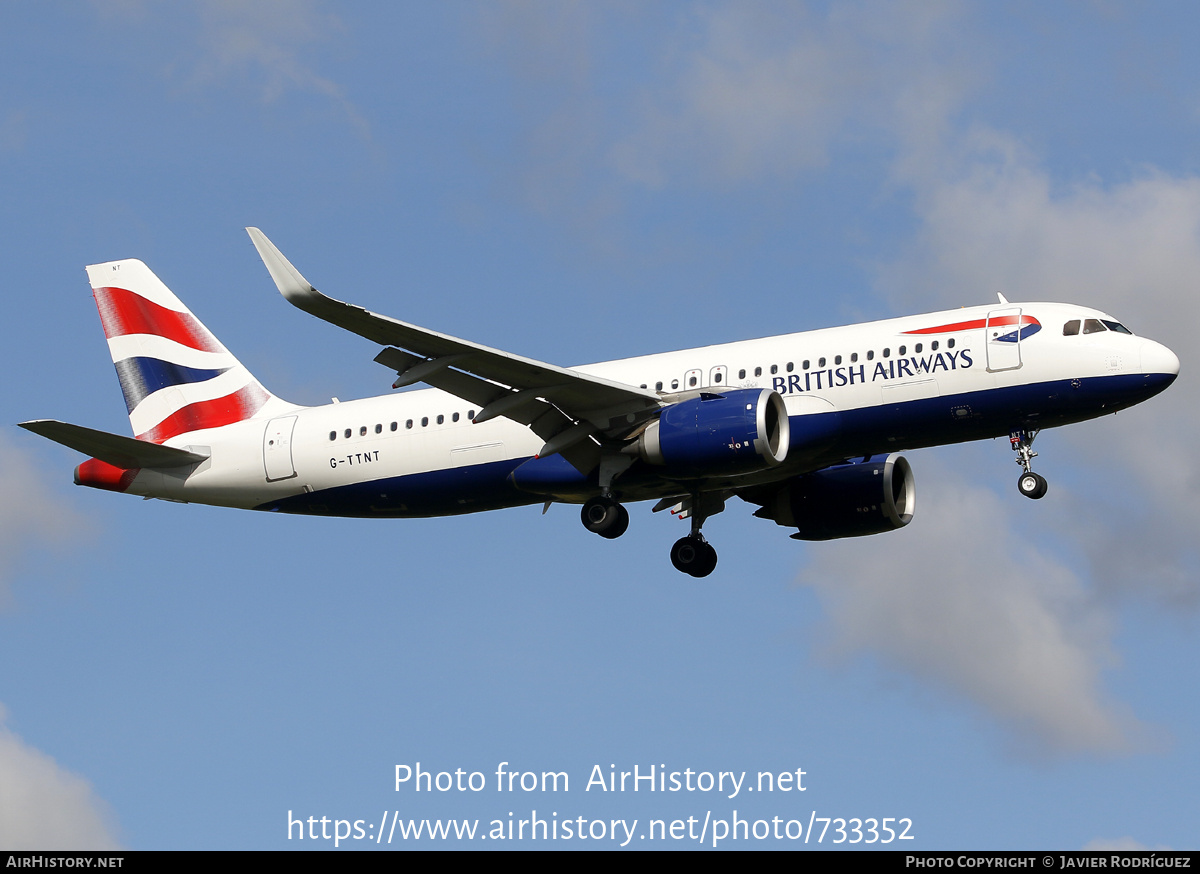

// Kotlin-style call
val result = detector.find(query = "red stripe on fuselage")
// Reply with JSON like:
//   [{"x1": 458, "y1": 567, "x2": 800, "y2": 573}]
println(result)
[
  {"x1": 136, "y1": 383, "x2": 269, "y2": 444},
  {"x1": 93, "y1": 286, "x2": 223, "y2": 353},
  {"x1": 903, "y1": 315, "x2": 1040, "y2": 335}
]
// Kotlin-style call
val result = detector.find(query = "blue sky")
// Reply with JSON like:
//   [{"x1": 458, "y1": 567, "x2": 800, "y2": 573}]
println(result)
[{"x1": 2, "y1": 1, "x2": 1198, "y2": 850}]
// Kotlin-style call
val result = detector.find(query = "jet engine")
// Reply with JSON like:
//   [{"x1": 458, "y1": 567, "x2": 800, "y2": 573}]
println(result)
[
  {"x1": 628, "y1": 388, "x2": 790, "y2": 477},
  {"x1": 751, "y1": 453, "x2": 915, "y2": 540}
]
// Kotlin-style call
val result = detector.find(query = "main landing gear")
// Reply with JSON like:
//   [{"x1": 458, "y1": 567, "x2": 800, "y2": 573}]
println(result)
[
  {"x1": 581, "y1": 495, "x2": 629, "y2": 539},
  {"x1": 666, "y1": 493, "x2": 725, "y2": 578},
  {"x1": 670, "y1": 534, "x2": 717, "y2": 578},
  {"x1": 580, "y1": 490, "x2": 724, "y2": 578},
  {"x1": 1010, "y1": 428, "x2": 1048, "y2": 500},
  {"x1": 580, "y1": 453, "x2": 633, "y2": 540}
]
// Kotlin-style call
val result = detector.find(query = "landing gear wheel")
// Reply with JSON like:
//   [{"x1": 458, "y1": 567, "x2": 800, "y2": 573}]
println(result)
[
  {"x1": 1017, "y1": 471, "x2": 1048, "y2": 500},
  {"x1": 670, "y1": 536, "x2": 718, "y2": 577},
  {"x1": 598, "y1": 503, "x2": 629, "y2": 539},
  {"x1": 581, "y1": 496, "x2": 627, "y2": 537}
]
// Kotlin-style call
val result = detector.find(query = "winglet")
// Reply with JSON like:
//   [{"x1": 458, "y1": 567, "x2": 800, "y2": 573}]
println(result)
[{"x1": 246, "y1": 227, "x2": 322, "y2": 308}]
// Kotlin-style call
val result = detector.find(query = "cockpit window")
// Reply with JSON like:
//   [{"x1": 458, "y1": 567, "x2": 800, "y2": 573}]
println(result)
[
  {"x1": 1101, "y1": 319, "x2": 1133, "y2": 335},
  {"x1": 1082, "y1": 318, "x2": 1106, "y2": 334},
  {"x1": 1063, "y1": 320, "x2": 1080, "y2": 336}
]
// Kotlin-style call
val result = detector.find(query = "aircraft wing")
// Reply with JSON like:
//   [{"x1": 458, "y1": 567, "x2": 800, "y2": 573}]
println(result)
[{"x1": 247, "y1": 228, "x2": 662, "y2": 470}]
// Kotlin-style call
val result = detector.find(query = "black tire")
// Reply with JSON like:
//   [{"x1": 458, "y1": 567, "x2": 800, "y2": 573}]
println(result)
[
  {"x1": 1017, "y1": 471, "x2": 1048, "y2": 500},
  {"x1": 581, "y1": 496, "x2": 622, "y2": 534},
  {"x1": 598, "y1": 503, "x2": 629, "y2": 539},
  {"x1": 670, "y1": 536, "x2": 718, "y2": 577}
]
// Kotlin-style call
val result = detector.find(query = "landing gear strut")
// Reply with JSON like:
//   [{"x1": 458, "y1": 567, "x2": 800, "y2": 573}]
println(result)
[
  {"x1": 1010, "y1": 428, "x2": 1048, "y2": 500},
  {"x1": 667, "y1": 493, "x2": 726, "y2": 578},
  {"x1": 580, "y1": 452, "x2": 634, "y2": 539}
]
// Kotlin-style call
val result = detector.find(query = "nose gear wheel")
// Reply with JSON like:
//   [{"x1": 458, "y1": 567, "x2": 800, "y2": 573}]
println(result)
[{"x1": 1010, "y1": 428, "x2": 1048, "y2": 500}]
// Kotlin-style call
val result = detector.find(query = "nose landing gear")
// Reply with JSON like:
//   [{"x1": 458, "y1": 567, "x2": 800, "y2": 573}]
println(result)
[{"x1": 1010, "y1": 429, "x2": 1048, "y2": 499}]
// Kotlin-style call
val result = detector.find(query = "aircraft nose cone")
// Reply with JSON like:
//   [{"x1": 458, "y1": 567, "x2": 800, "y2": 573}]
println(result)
[{"x1": 1141, "y1": 340, "x2": 1180, "y2": 379}]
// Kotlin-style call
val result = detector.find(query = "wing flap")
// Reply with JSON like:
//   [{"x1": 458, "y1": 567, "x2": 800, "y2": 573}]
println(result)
[{"x1": 371, "y1": 348, "x2": 601, "y2": 470}]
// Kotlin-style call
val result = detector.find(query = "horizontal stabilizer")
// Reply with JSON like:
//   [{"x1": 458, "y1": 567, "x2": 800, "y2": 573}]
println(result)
[{"x1": 18, "y1": 420, "x2": 209, "y2": 469}]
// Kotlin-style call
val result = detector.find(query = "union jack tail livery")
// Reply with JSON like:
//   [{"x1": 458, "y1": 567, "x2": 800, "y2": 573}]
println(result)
[{"x1": 87, "y1": 259, "x2": 289, "y2": 444}]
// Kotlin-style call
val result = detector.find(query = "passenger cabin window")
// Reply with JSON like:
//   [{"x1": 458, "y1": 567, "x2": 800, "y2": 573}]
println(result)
[
  {"x1": 375, "y1": 424, "x2": 382, "y2": 434},
  {"x1": 1063, "y1": 320, "x2": 1081, "y2": 336},
  {"x1": 656, "y1": 381, "x2": 663, "y2": 391},
  {"x1": 1083, "y1": 319, "x2": 1106, "y2": 334},
  {"x1": 754, "y1": 367, "x2": 762, "y2": 377},
  {"x1": 329, "y1": 431, "x2": 336, "y2": 441},
  {"x1": 738, "y1": 369, "x2": 746, "y2": 379}
]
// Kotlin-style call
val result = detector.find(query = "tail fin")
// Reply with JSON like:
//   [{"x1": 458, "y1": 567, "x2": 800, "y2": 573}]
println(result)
[{"x1": 87, "y1": 259, "x2": 288, "y2": 444}]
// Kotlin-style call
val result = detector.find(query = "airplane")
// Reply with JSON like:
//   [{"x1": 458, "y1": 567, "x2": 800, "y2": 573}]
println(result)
[{"x1": 20, "y1": 229, "x2": 1180, "y2": 577}]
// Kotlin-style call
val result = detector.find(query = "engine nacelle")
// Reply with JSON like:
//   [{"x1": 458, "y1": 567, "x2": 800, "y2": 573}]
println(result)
[
  {"x1": 757, "y1": 453, "x2": 915, "y2": 540},
  {"x1": 630, "y1": 389, "x2": 790, "y2": 477}
]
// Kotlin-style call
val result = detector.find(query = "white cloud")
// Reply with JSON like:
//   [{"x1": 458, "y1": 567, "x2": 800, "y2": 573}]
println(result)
[
  {"x1": 880, "y1": 133, "x2": 1200, "y2": 607},
  {"x1": 610, "y1": 0, "x2": 973, "y2": 188},
  {"x1": 1083, "y1": 836, "x2": 1169, "y2": 851},
  {"x1": 0, "y1": 704, "x2": 121, "y2": 850},
  {"x1": 479, "y1": 1, "x2": 1197, "y2": 742},
  {"x1": 0, "y1": 433, "x2": 89, "y2": 610},
  {"x1": 96, "y1": 0, "x2": 369, "y2": 137},
  {"x1": 796, "y1": 457, "x2": 1144, "y2": 754}
]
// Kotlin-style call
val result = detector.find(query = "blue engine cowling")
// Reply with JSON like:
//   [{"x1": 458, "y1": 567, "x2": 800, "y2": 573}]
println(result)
[
  {"x1": 753, "y1": 453, "x2": 915, "y2": 540},
  {"x1": 631, "y1": 388, "x2": 790, "y2": 477}
]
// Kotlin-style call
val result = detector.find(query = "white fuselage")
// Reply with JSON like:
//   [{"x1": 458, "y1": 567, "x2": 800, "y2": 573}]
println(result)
[{"x1": 125, "y1": 301, "x2": 1177, "y2": 517}]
